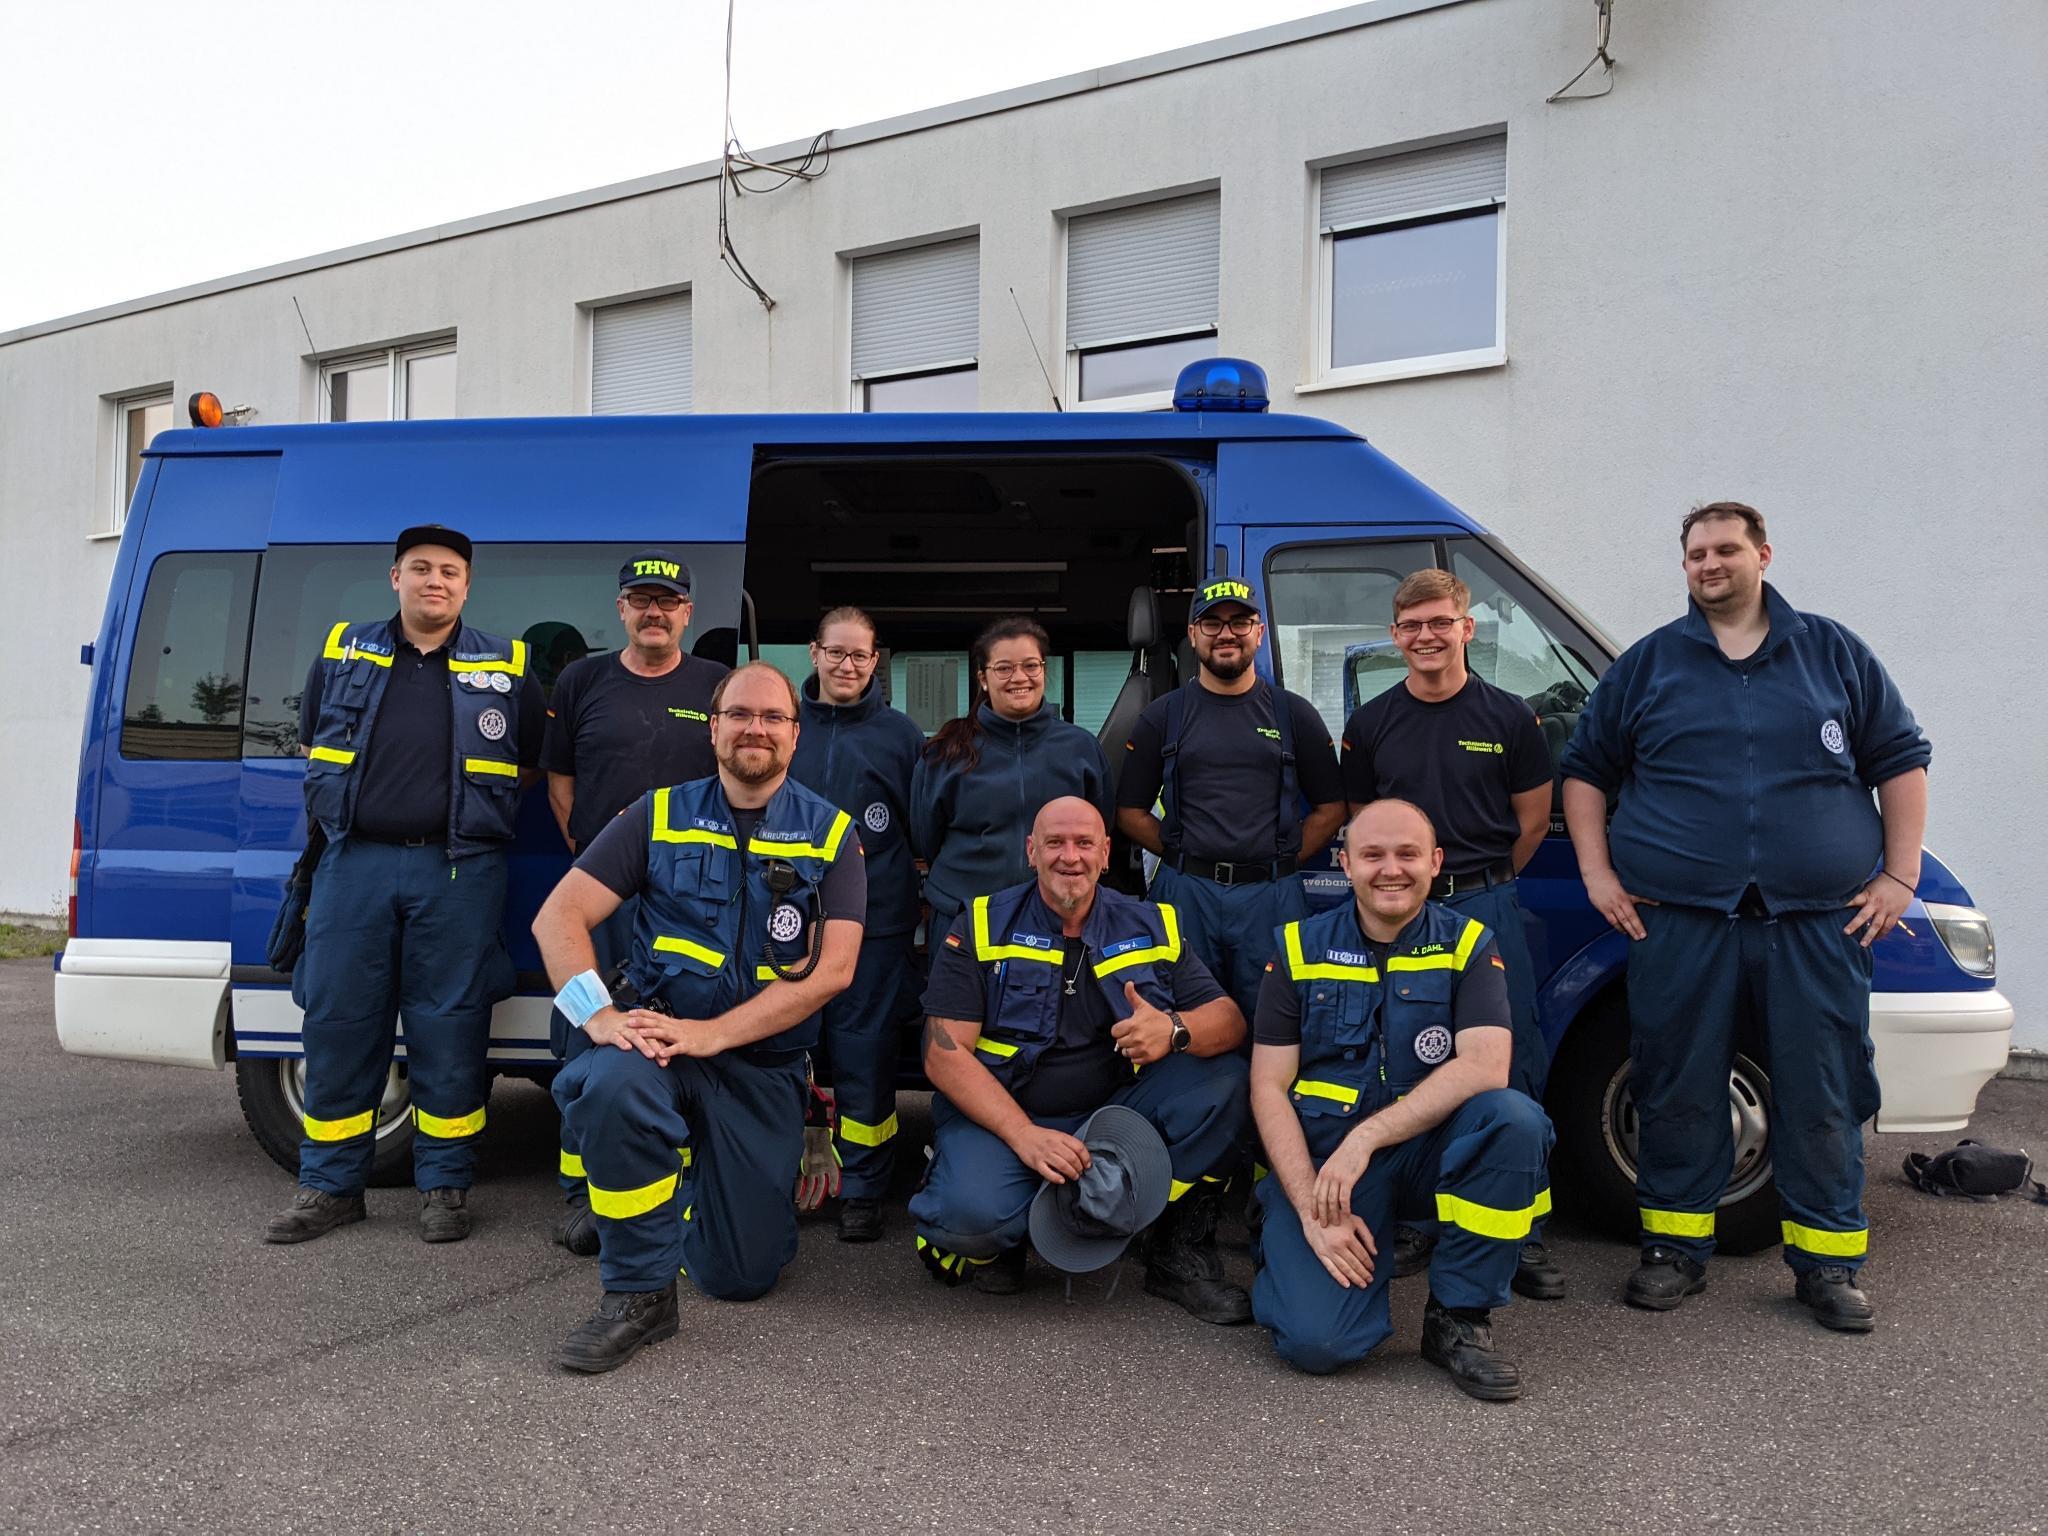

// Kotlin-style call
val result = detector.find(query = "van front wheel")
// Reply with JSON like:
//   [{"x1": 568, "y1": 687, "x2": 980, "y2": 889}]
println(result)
[{"x1": 234, "y1": 1059, "x2": 416, "y2": 1188}]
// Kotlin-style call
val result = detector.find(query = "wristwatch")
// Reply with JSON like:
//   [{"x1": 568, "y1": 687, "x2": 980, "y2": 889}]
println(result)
[{"x1": 1168, "y1": 1010, "x2": 1191, "y2": 1053}]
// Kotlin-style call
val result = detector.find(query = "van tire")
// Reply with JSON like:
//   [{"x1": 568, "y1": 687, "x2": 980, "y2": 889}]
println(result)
[
  {"x1": 234, "y1": 1059, "x2": 416, "y2": 1188},
  {"x1": 1547, "y1": 991, "x2": 1782, "y2": 1257}
]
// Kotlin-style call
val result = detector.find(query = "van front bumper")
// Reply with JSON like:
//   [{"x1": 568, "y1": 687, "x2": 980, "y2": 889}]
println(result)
[{"x1": 1870, "y1": 988, "x2": 2015, "y2": 1133}]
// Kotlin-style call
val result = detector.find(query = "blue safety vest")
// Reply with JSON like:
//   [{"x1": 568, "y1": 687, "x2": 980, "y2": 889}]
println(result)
[
  {"x1": 1275, "y1": 900, "x2": 1491, "y2": 1121},
  {"x1": 625, "y1": 775, "x2": 855, "y2": 1058},
  {"x1": 302, "y1": 617, "x2": 529, "y2": 858},
  {"x1": 957, "y1": 881, "x2": 1181, "y2": 1091}
]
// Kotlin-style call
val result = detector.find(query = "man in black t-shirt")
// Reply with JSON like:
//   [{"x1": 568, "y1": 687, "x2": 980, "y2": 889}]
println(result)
[
  {"x1": 1117, "y1": 578, "x2": 1346, "y2": 1023},
  {"x1": 1339, "y1": 567, "x2": 1561, "y2": 1301}
]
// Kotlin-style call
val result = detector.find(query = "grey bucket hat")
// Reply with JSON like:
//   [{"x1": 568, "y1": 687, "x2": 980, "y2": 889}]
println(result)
[{"x1": 1026, "y1": 1104, "x2": 1173, "y2": 1274}]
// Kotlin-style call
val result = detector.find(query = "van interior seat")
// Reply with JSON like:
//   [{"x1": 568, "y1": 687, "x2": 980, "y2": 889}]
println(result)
[{"x1": 1098, "y1": 586, "x2": 1161, "y2": 798}]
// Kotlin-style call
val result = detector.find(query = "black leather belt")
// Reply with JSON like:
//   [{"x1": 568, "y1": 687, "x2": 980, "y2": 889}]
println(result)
[
  {"x1": 1172, "y1": 853, "x2": 1298, "y2": 888},
  {"x1": 355, "y1": 831, "x2": 445, "y2": 848},
  {"x1": 1431, "y1": 861, "x2": 1515, "y2": 899}
]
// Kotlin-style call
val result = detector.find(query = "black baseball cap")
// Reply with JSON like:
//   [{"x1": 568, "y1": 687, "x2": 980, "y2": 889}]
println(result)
[
  {"x1": 394, "y1": 524, "x2": 472, "y2": 563},
  {"x1": 619, "y1": 550, "x2": 692, "y2": 596},
  {"x1": 1189, "y1": 577, "x2": 1262, "y2": 620}
]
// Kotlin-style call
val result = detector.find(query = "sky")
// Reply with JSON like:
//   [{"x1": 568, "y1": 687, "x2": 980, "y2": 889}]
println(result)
[{"x1": 0, "y1": 0, "x2": 1346, "y2": 333}]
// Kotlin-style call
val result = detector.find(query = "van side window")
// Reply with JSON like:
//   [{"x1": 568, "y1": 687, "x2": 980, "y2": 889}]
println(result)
[
  {"x1": 120, "y1": 551, "x2": 258, "y2": 761},
  {"x1": 1264, "y1": 539, "x2": 1439, "y2": 740},
  {"x1": 1447, "y1": 539, "x2": 1607, "y2": 776}
]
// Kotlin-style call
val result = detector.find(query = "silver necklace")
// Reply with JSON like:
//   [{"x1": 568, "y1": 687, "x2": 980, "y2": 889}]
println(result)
[{"x1": 1062, "y1": 946, "x2": 1086, "y2": 996}]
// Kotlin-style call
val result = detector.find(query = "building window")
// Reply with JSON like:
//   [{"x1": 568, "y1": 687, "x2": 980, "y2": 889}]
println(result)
[
  {"x1": 1315, "y1": 135, "x2": 1506, "y2": 387},
  {"x1": 1066, "y1": 190, "x2": 1219, "y2": 408},
  {"x1": 110, "y1": 391, "x2": 174, "y2": 535},
  {"x1": 319, "y1": 338, "x2": 457, "y2": 422},
  {"x1": 851, "y1": 236, "x2": 978, "y2": 411},
  {"x1": 591, "y1": 291, "x2": 693, "y2": 414}
]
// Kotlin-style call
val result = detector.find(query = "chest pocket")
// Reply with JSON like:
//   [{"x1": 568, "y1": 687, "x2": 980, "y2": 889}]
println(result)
[
  {"x1": 1386, "y1": 969, "x2": 1457, "y2": 1089},
  {"x1": 988, "y1": 960, "x2": 1057, "y2": 1047},
  {"x1": 1302, "y1": 981, "x2": 1373, "y2": 1054},
  {"x1": 759, "y1": 863, "x2": 825, "y2": 973},
  {"x1": 673, "y1": 845, "x2": 739, "y2": 929},
  {"x1": 323, "y1": 659, "x2": 381, "y2": 732}
]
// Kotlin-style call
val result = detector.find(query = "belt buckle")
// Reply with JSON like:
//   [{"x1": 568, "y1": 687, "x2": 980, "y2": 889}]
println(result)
[
  {"x1": 1211, "y1": 861, "x2": 1236, "y2": 888},
  {"x1": 1440, "y1": 871, "x2": 1458, "y2": 897}
]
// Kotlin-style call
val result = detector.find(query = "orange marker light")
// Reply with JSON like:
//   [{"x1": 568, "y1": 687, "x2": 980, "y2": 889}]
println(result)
[{"x1": 188, "y1": 391, "x2": 224, "y2": 429}]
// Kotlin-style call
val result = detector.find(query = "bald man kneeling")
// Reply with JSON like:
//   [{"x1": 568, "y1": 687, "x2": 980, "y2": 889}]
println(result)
[{"x1": 911, "y1": 797, "x2": 1254, "y2": 1322}]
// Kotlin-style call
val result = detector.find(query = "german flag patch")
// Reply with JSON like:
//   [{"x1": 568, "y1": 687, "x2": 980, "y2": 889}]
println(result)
[
  {"x1": 944, "y1": 932, "x2": 963, "y2": 949},
  {"x1": 1490, "y1": 953, "x2": 1506, "y2": 971}
]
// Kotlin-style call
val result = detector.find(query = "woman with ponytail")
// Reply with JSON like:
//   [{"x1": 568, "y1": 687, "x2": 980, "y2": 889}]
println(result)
[{"x1": 910, "y1": 616, "x2": 1113, "y2": 923}]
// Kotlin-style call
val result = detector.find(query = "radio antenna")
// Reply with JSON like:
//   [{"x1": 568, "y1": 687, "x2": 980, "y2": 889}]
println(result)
[
  {"x1": 291, "y1": 295, "x2": 333, "y2": 415},
  {"x1": 1009, "y1": 287, "x2": 1063, "y2": 411}
]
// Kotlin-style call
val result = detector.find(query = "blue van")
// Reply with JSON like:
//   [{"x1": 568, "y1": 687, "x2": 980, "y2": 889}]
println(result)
[{"x1": 56, "y1": 364, "x2": 2014, "y2": 1250}]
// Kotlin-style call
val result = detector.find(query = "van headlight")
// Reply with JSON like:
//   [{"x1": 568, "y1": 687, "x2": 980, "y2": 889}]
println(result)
[{"x1": 1924, "y1": 903, "x2": 1996, "y2": 978}]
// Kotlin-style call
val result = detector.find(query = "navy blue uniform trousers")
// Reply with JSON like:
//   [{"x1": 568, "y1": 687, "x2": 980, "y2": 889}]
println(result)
[
  {"x1": 910, "y1": 1051, "x2": 1251, "y2": 1260},
  {"x1": 820, "y1": 933, "x2": 917, "y2": 1199},
  {"x1": 1253, "y1": 1088, "x2": 1552, "y2": 1375},
  {"x1": 554, "y1": 1043, "x2": 809, "y2": 1298},
  {"x1": 1629, "y1": 903, "x2": 1878, "y2": 1274},
  {"x1": 296, "y1": 838, "x2": 508, "y2": 1195},
  {"x1": 1148, "y1": 864, "x2": 1309, "y2": 1024},
  {"x1": 554, "y1": 898, "x2": 637, "y2": 1200}
]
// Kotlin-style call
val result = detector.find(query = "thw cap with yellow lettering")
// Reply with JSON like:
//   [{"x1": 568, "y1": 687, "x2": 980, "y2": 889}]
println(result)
[
  {"x1": 1189, "y1": 577, "x2": 1261, "y2": 620},
  {"x1": 619, "y1": 550, "x2": 692, "y2": 596}
]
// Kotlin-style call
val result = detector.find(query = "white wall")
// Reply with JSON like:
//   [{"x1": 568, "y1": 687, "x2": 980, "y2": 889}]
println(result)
[{"x1": 3, "y1": 0, "x2": 2044, "y2": 1039}]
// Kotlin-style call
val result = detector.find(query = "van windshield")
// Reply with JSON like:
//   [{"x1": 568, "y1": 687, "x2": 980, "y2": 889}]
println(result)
[{"x1": 241, "y1": 542, "x2": 743, "y2": 757}]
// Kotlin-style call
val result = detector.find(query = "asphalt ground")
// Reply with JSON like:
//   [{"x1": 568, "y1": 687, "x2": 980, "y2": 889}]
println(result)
[{"x1": 5, "y1": 957, "x2": 2047, "y2": 1535}]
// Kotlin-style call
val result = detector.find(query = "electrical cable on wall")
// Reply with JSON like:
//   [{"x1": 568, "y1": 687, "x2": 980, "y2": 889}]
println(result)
[
  {"x1": 1548, "y1": 0, "x2": 1617, "y2": 103},
  {"x1": 719, "y1": 0, "x2": 831, "y2": 311}
]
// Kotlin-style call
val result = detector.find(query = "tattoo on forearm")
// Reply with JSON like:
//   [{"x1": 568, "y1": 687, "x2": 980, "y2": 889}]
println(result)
[{"x1": 925, "y1": 1021, "x2": 959, "y2": 1053}]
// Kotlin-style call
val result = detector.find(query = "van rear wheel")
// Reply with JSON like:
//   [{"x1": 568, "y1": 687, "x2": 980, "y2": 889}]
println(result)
[{"x1": 234, "y1": 1059, "x2": 416, "y2": 1188}]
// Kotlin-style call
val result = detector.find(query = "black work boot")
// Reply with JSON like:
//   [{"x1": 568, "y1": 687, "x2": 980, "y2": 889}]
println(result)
[
  {"x1": 419, "y1": 1187, "x2": 471, "y2": 1244},
  {"x1": 554, "y1": 1284, "x2": 681, "y2": 1374},
  {"x1": 1624, "y1": 1244, "x2": 1709, "y2": 1311},
  {"x1": 837, "y1": 1196, "x2": 884, "y2": 1244},
  {"x1": 1795, "y1": 1265, "x2": 1876, "y2": 1333},
  {"x1": 1141, "y1": 1186, "x2": 1252, "y2": 1325},
  {"x1": 1421, "y1": 1296, "x2": 1523, "y2": 1402},
  {"x1": 264, "y1": 1186, "x2": 366, "y2": 1245},
  {"x1": 1511, "y1": 1240, "x2": 1566, "y2": 1301},
  {"x1": 554, "y1": 1191, "x2": 599, "y2": 1257},
  {"x1": 971, "y1": 1244, "x2": 1028, "y2": 1296},
  {"x1": 1391, "y1": 1222, "x2": 1438, "y2": 1279}
]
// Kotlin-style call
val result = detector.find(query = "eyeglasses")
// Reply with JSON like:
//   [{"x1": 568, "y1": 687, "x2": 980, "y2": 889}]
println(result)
[
  {"x1": 623, "y1": 592, "x2": 687, "y2": 612},
  {"x1": 1194, "y1": 615, "x2": 1259, "y2": 638},
  {"x1": 716, "y1": 708, "x2": 795, "y2": 729},
  {"x1": 1392, "y1": 616, "x2": 1467, "y2": 638},
  {"x1": 985, "y1": 660, "x2": 1046, "y2": 680},
  {"x1": 815, "y1": 644, "x2": 878, "y2": 668}
]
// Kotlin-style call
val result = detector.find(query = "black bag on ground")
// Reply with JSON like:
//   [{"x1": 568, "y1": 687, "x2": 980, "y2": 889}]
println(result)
[
  {"x1": 1902, "y1": 1140, "x2": 2048, "y2": 1205},
  {"x1": 266, "y1": 823, "x2": 328, "y2": 975}
]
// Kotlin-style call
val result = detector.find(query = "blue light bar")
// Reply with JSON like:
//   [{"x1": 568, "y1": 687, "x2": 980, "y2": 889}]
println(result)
[{"x1": 1172, "y1": 357, "x2": 1270, "y2": 413}]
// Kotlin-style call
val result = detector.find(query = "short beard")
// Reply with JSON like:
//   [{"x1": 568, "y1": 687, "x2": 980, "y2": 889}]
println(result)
[
  {"x1": 1202, "y1": 650, "x2": 1251, "y2": 682},
  {"x1": 718, "y1": 748, "x2": 782, "y2": 784},
  {"x1": 1041, "y1": 876, "x2": 1091, "y2": 913}
]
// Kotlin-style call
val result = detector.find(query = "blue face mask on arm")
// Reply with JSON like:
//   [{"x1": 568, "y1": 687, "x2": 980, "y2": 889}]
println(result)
[{"x1": 554, "y1": 969, "x2": 614, "y2": 1031}]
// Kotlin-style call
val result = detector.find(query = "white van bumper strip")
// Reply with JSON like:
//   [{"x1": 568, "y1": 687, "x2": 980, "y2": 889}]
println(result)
[
  {"x1": 57, "y1": 939, "x2": 231, "y2": 1070},
  {"x1": 1870, "y1": 989, "x2": 2015, "y2": 1133}
]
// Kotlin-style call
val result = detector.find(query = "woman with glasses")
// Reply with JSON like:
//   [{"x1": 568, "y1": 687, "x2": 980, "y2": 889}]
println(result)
[
  {"x1": 788, "y1": 607, "x2": 926, "y2": 1243},
  {"x1": 911, "y1": 615, "x2": 1113, "y2": 926}
]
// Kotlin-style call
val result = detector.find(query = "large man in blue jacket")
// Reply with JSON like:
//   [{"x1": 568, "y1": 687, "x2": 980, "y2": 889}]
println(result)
[{"x1": 1561, "y1": 502, "x2": 1931, "y2": 1332}]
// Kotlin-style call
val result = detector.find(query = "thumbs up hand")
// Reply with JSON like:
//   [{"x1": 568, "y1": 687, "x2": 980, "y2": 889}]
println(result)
[{"x1": 1109, "y1": 981, "x2": 1173, "y2": 1067}]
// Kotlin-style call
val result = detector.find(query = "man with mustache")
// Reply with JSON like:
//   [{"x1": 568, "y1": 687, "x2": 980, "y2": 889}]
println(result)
[
  {"x1": 540, "y1": 551, "x2": 729, "y2": 1252},
  {"x1": 534, "y1": 662, "x2": 865, "y2": 1374}
]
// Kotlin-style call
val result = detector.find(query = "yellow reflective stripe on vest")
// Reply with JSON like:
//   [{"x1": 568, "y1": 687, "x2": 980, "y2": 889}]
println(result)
[
  {"x1": 974, "y1": 1035, "x2": 1020, "y2": 1058},
  {"x1": 447, "y1": 639, "x2": 527, "y2": 678},
  {"x1": 560, "y1": 1150, "x2": 585, "y2": 1179},
  {"x1": 680, "y1": 1146, "x2": 694, "y2": 1168},
  {"x1": 1641, "y1": 1207, "x2": 1716, "y2": 1238},
  {"x1": 463, "y1": 758, "x2": 518, "y2": 779},
  {"x1": 588, "y1": 1171, "x2": 679, "y2": 1220},
  {"x1": 1781, "y1": 1220, "x2": 1868, "y2": 1257},
  {"x1": 754, "y1": 964, "x2": 782, "y2": 983},
  {"x1": 1436, "y1": 1187, "x2": 1552, "y2": 1241},
  {"x1": 302, "y1": 1107, "x2": 376, "y2": 1142},
  {"x1": 971, "y1": 895, "x2": 1064, "y2": 965},
  {"x1": 839, "y1": 1112, "x2": 899, "y2": 1148},
  {"x1": 322, "y1": 620, "x2": 392, "y2": 668},
  {"x1": 653, "y1": 935, "x2": 727, "y2": 968},
  {"x1": 749, "y1": 809, "x2": 853, "y2": 863},
  {"x1": 650, "y1": 786, "x2": 738, "y2": 847},
  {"x1": 1092, "y1": 903, "x2": 1183, "y2": 978},
  {"x1": 1385, "y1": 917, "x2": 1489, "y2": 973},
  {"x1": 1290, "y1": 1078, "x2": 1360, "y2": 1106},
  {"x1": 413, "y1": 1104, "x2": 486, "y2": 1139},
  {"x1": 1282, "y1": 921, "x2": 1378, "y2": 983},
  {"x1": 306, "y1": 745, "x2": 356, "y2": 765}
]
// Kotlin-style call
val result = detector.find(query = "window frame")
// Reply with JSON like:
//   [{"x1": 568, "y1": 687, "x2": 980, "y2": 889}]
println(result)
[
  {"x1": 316, "y1": 336, "x2": 457, "y2": 423},
  {"x1": 104, "y1": 389, "x2": 174, "y2": 539},
  {"x1": 1066, "y1": 327, "x2": 1220, "y2": 413},
  {"x1": 1306, "y1": 190, "x2": 1508, "y2": 393},
  {"x1": 856, "y1": 361, "x2": 980, "y2": 414}
]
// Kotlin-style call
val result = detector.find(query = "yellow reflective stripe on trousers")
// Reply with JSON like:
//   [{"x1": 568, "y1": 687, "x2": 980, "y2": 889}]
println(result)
[
  {"x1": 1436, "y1": 1187, "x2": 1553, "y2": 1241},
  {"x1": 413, "y1": 1105, "x2": 485, "y2": 1139},
  {"x1": 1092, "y1": 903, "x2": 1184, "y2": 977},
  {"x1": 1782, "y1": 1220, "x2": 1867, "y2": 1257},
  {"x1": 1385, "y1": 917, "x2": 1488, "y2": 974},
  {"x1": 303, "y1": 1108, "x2": 376, "y2": 1141},
  {"x1": 653, "y1": 934, "x2": 728, "y2": 967},
  {"x1": 1291, "y1": 1078, "x2": 1360, "y2": 1106},
  {"x1": 462, "y1": 758, "x2": 518, "y2": 778},
  {"x1": 560, "y1": 1150, "x2": 585, "y2": 1179},
  {"x1": 749, "y1": 809, "x2": 853, "y2": 863},
  {"x1": 1641, "y1": 1207, "x2": 1716, "y2": 1238},
  {"x1": 1282, "y1": 921, "x2": 1378, "y2": 983},
  {"x1": 588, "y1": 1171, "x2": 679, "y2": 1220},
  {"x1": 839, "y1": 1112, "x2": 898, "y2": 1147},
  {"x1": 649, "y1": 786, "x2": 738, "y2": 847},
  {"x1": 971, "y1": 895, "x2": 1064, "y2": 965},
  {"x1": 1169, "y1": 1178, "x2": 1195, "y2": 1202},
  {"x1": 974, "y1": 1035, "x2": 1019, "y2": 1058},
  {"x1": 306, "y1": 745, "x2": 356, "y2": 765}
]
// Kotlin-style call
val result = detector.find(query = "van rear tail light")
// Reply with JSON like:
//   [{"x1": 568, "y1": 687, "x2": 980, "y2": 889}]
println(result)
[{"x1": 69, "y1": 820, "x2": 81, "y2": 938}]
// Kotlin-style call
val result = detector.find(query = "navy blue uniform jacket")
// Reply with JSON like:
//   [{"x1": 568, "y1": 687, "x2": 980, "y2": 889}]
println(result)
[
  {"x1": 789, "y1": 676, "x2": 926, "y2": 938},
  {"x1": 1560, "y1": 583, "x2": 1930, "y2": 913}
]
